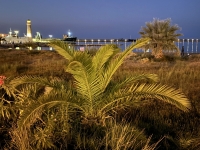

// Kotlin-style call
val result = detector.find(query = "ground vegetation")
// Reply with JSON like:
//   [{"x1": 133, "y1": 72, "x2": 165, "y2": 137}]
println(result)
[{"x1": 0, "y1": 42, "x2": 200, "y2": 149}]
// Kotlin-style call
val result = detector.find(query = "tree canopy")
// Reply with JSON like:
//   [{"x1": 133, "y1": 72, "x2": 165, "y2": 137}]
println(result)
[{"x1": 139, "y1": 18, "x2": 182, "y2": 58}]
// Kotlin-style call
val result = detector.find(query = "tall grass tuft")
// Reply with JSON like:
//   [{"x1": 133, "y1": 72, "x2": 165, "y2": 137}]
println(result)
[{"x1": 9, "y1": 127, "x2": 31, "y2": 150}]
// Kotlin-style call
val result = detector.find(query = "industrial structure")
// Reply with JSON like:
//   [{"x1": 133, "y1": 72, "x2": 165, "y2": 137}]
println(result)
[{"x1": 1, "y1": 19, "x2": 33, "y2": 44}]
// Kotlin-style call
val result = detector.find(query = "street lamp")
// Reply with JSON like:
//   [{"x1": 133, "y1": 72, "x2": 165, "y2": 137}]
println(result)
[
  {"x1": 9, "y1": 28, "x2": 12, "y2": 36},
  {"x1": 14, "y1": 30, "x2": 19, "y2": 37},
  {"x1": 68, "y1": 30, "x2": 71, "y2": 37}
]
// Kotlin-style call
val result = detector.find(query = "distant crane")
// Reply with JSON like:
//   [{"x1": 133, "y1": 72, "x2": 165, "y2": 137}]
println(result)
[{"x1": 35, "y1": 32, "x2": 42, "y2": 41}]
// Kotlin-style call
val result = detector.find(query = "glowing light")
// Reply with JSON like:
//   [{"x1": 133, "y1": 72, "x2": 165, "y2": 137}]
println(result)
[
  {"x1": 9, "y1": 28, "x2": 12, "y2": 36},
  {"x1": 125, "y1": 39, "x2": 127, "y2": 49},
  {"x1": 14, "y1": 30, "x2": 19, "y2": 37},
  {"x1": 192, "y1": 39, "x2": 194, "y2": 53},
  {"x1": 187, "y1": 39, "x2": 189, "y2": 54},
  {"x1": 68, "y1": 30, "x2": 71, "y2": 37}
]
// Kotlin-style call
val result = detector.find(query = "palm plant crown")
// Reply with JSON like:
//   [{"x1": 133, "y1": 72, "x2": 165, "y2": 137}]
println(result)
[
  {"x1": 48, "y1": 39, "x2": 190, "y2": 125},
  {"x1": 15, "y1": 38, "x2": 191, "y2": 129},
  {"x1": 139, "y1": 18, "x2": 182, "y2": 58}
]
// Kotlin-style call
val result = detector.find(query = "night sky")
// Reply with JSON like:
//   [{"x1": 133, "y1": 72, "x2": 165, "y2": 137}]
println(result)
[{"x1": 0, "y1": 0, "x2": 200, "y2": 39}]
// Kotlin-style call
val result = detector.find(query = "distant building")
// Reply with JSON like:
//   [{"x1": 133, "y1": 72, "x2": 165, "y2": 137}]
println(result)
[
  {"x1": 2, "y1": 19, "x2": 33, "y2": 44},
  {"x1": 27, "y1": 19, "x2": 32, "y2": 38}
]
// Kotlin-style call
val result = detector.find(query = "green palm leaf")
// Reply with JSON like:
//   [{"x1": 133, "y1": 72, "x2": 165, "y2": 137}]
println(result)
[
  {"x1": 102, "y1": 38, "x2": 150, "y2": 90},
  {"x1": 18, "y1": 90, "x2": 72, "y2": 128},
  {"x1": 107, "y1": 74, "x2": 159, "y2": 93},
  {"x1": 50, "y1": 40, "x2": 74, "y2": 61},
  {"x1": 92, "y1": 44, "x2": 120, "y2": 71},
  {"x1": 99, "y1": 83, "x2": 190, "y2": 114},
  {"x1": 131, "y1": 83, "x2": 190, "y2": 111}
]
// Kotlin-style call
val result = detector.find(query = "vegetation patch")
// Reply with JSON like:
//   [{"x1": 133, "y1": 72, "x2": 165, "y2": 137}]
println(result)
[{"x1": 0, "y1": 42, "x2": 200, "y2": 149}]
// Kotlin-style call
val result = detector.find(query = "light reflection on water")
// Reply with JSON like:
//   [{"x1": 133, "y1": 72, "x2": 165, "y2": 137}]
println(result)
[
  {"x1": 35, "y1": 47, "x2": 53, "y2": 50},
  {"x1": 14, "y1": 46, "x2": 53, "y2": 50}
]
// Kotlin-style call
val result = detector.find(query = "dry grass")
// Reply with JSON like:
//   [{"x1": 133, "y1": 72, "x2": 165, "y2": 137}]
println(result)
[
  {"x1": 1, "y1": 49, "x2": 200, "y2": 149},
  {"x1": 0, "y1": 49, "x2": 68, "y2": 77}
]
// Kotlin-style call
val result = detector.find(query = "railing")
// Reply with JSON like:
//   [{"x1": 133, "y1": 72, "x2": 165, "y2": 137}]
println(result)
[
  {"x1": 1, "y1": 38, "x2": 199, "y2": 53},
  {"x1": 75, "y1": 39, "x2": 199, "y2": 53}
]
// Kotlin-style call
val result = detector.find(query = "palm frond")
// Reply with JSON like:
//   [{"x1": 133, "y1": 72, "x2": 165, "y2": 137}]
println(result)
[
  {"x1": 130, "y1": 83, "x2": 190, "y2": 111},
  {"x1": 1, "y1": 77, "x2": 25, "y2": 100},
  {"x1": 107, "y1": 74, "x2": 159, "y2": 93},
  {"x1": 102, "y1": 38, "x2": 150, "y2": 90},
  {"x1": 49, "y1": 40, "x2": 74, "y2": 61},
  {"x1": 66, "y1": 61, "x2": 103, "y2": 102},
  {"x1": 100, "y1": 83, "x2": 190, "y2": 113},
  {"x1": 92, "y1": 44, "x2": 120, "y2": 71},
  {"x1": 18, "y1": 91, "x2": 72, "y2": 128},
  {"x1": 8, "y1": 75, "x2": 71, "y2": 94},
  {"x1": 9, "y1": 75, "x2": 51, "y2": 88}
]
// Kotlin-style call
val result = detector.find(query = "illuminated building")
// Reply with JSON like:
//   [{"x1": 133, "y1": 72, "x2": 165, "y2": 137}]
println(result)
[
  {"x1": 26, "y1": 19, "x2": 32, "y2": 38},
  {"x1": 3, "y1": 20, "x2": 33, "y2": 44}
]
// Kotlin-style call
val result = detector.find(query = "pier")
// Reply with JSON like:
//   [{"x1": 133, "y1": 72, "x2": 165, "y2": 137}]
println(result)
[
  {"x1": 69, "y1": 38, "x2": 200, "y2": 53},
  {"x1": 0, "y1": 38, "x2": 199, "y2": 54}
]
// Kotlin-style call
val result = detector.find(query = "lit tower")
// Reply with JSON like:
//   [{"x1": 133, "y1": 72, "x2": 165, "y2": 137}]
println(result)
[{"x1": 26, "y1": 19, "x2": 32, "y2": 38}]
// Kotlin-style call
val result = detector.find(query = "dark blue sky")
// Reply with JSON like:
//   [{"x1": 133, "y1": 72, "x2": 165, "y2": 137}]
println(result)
[{"x1": 0, "y1": 0, "x2": 200, "y2": 39}]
